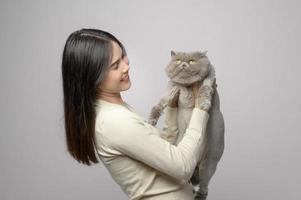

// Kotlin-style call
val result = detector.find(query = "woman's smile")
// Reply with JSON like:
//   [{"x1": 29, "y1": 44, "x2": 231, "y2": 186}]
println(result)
[{"x1": 121, "y1": 74, "x2": 130, "y2": 82}]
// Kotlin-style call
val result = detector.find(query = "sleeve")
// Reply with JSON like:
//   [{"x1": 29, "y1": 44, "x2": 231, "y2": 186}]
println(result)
[
  {"x1": 160, "y1": 106, "x2": 179, "y2": 144},
  {"x1": 102, "y1": 107, "x2": 209, "y2": 182}
]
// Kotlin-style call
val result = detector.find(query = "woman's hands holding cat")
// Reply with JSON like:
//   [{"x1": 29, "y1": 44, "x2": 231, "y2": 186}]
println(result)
[
  {"x1": 192, "y1": 79, "x2": 217, "y2": 112},
  {"x1": 167, "y1": 79, "x2": 217, "y2": 109},
  {"x1": 168, "y1": 88, "x2": 180, "y2": 108}
]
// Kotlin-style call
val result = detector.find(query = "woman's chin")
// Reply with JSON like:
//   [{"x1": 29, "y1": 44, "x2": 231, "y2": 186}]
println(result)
[{"x1": 121, "y1": 79, "x2": 131, "y2": 91}]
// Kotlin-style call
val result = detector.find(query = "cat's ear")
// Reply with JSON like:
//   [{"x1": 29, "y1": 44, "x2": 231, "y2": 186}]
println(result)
[
  {"x1": 171, "y1": 50, "x2": 176, "y2": 57},
  {"x1": 202, "y1": 50, "x2": 208, "y2": 55}
]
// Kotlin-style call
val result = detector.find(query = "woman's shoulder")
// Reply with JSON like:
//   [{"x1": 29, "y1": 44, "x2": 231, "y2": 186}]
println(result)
[
  {"x1": 95, "y1": 102, "x2": 146, "y2": 129},
  {"x1": 94, "y1": 103, "x2": 147, "y2": 147},
  {"x1": 95, "y1": 105, "x2": 132, "y2": 142},
  {"x1": 96, "y1": 104, "x2": 131, "y2": 124}
]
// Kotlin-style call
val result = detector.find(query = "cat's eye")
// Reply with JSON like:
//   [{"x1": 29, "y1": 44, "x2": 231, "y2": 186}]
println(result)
[
  {"x1": 175, "y1": 59, "x2": 181, "y2": 64},
  {"x1": 189, "y1": 60, "x2": 196, "y2": 64}
]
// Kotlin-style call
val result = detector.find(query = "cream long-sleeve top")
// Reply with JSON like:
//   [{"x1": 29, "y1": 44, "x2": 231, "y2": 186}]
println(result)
[{"x1": 94, "y1": 99, "x2": 209, "y2": 200}]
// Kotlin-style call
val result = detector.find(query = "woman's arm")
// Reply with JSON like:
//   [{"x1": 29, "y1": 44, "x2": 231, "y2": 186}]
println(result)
[{"x1": 101, "y1": 107, "x2": 209, "y2": 183}]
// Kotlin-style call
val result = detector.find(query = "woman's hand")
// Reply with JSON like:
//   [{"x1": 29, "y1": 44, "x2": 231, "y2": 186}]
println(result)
[
  {"x1": 168, "y1": 79, "x2": 217, "y2": 109},
  {"x1": 192, "y1": 82, "x2": 201, "y2": 107},
  {"x1": 192, "y1": 79, "x2": 216, "y2": 111},
  {"x1": 168, "y1": 88, "x2": 180, "y2": 108}
]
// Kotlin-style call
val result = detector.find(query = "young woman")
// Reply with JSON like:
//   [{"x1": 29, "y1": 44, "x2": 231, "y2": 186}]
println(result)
[{"x1": 61, "y1": 28, "x2": 215, "y2": 200}]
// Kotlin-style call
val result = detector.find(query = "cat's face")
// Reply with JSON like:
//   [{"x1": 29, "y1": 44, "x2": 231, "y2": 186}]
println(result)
[{"x1": 165, "y1": 50, "x2": 210, "y2": 85}]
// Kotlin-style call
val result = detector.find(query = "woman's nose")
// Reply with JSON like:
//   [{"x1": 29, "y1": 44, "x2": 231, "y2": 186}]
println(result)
[
  {"x1": 121, "y1": 60, "x2": 130, "y2": 73},
  {"x1": 122, "y1": 65, "x2": 129, "y2": 73}
]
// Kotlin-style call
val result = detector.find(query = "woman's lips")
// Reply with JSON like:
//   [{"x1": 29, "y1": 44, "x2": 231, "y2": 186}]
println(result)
[{"x1": 121, "y1": 74, "x2": 129, "y2": 81}]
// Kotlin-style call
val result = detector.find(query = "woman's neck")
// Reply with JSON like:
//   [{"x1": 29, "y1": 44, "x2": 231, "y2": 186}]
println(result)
[{"x1": 98, "y1": 91, "x2": 124, "y2": 105}]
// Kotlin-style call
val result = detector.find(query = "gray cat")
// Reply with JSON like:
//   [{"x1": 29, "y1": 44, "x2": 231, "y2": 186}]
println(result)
[{"x1": 148, "y1": 50, "x2": 225, "y2": 200}]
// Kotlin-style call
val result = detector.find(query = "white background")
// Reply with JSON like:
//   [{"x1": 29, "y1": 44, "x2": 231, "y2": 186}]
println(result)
[{"x1": 1, "y1": 0, "x2": 300, "y2": 199}]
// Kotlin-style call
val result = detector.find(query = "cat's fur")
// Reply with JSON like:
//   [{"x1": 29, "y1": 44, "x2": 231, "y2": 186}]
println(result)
[{"x1": 148, "y1": 50, "x2": 225, "y2": 200}]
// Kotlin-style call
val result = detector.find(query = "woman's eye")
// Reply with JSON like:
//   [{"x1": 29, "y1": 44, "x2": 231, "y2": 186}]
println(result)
[
  {"x1": 114, "y1": 64, "x2": 119, "y2": 69},
  {"x1": 113, "y1": 62, "x2": 120, "y2": 70}
]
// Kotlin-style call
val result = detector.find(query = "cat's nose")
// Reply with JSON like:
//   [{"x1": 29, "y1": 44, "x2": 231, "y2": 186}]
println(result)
[{"x1": 182, "y1": 63, "x2": 189, "y2": 68}]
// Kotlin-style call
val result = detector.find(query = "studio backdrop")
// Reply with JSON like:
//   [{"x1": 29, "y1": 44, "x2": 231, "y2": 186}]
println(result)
[{"x1": 0, "y1": 0, "x2": 300, "y2": 199}]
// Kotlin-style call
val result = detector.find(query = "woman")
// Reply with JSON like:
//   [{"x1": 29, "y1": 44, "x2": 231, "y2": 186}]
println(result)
[{"x1": 61, "y1": 28, "x2": 215, "y2": 200}]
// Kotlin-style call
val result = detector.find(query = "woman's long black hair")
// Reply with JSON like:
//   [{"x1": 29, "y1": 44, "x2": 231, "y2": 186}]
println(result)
[{"x1": 61, "y1": 28, "x2": 127, "y2": 165}]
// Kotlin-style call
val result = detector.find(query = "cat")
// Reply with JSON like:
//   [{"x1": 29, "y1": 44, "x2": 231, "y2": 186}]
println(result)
[{"x1": 148, "y1": 50, "x2": 225, "y2": 200}]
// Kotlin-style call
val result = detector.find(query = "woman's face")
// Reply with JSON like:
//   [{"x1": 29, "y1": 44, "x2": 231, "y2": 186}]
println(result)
[{"x1": 99, "y1": 41, "x2": 131, "y2": 93}]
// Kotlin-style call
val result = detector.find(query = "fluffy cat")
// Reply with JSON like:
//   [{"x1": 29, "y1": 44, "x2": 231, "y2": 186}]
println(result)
[{"x1": 148, "y1": 50, "x2": 225, "y2": 200}]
